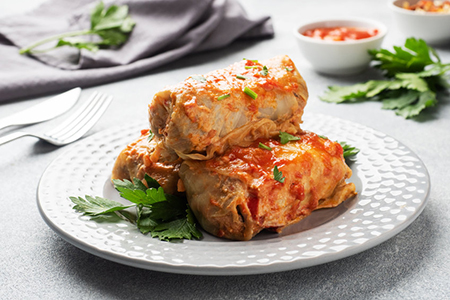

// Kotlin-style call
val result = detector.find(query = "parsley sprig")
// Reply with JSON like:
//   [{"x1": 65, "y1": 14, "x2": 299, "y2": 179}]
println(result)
[
  {"x1": 260, "y1": 66, "x2": 269, "y2": 76},
  {"x1": 339, "y1": 141, "x2": 360, "y2": 158},
  {"x1": 20, "y1": 1, "x2": 135, "y2": 55},
  {"x1": 70, "y1": 174, "x2": 202, "y2": 241},
  {"x1": 273, "y1": 166, "x2": 285, "y2": 183},
  {"x1": 279, "y1": 131, "x2": 300, "y2": 144},
  {"x1": 320, "y1": 38, "x2": 450, "y2": 118}
]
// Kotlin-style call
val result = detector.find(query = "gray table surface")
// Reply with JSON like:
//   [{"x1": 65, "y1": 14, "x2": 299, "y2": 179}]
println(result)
[{"x1": 1, "y1": 0, "x2": 449, "y2": 299}]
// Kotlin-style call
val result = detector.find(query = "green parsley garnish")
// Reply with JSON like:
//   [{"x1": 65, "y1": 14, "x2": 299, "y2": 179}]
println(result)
[
  {"x1": 285, "y1": 67, "x2": 293, "y2": 72},
  {"x1": 243, "y1": 87, "x2": 258, "y2": 99},
  {"x1": 19, "y1": 1, "x2": 135, "y2": 55},
  {"x1": 279, "y1": 131, "x2": 300, "y2": 144},
  {"x1": 273, "y1": 166, "x2": 285, "y2": 183},
  {"x1": 260, "y1": 66, "x2": 269, "y2": 76},
  {"x1": 245, "y1": 66, "x2": 259, "y2": 69},
  {"x1": 217, "y1": 94, "x2": 230, "y2": 101},
  {"x1": 243, "y1": 58, "x2": 258, "y2": 62},
  {"x1": 71, "y1": 195, "x2": 134, "y2": 216},
  {"x1": 339, "y1": 141, "x2": 360, "y2": 158},
  {"x1": 70, "y1": 174, "x2": 202, "y2": 241},
  {"x1": 258, "y1": 142, "x2": 272, "y2": 151},
  {"x1": 191, "y1": 75, "x2": 207, "y2": 83},
  {"x1": 147, "y1": 129, "x2": 155, "y2": 142},
  {"x1": 236, "y1": 75, "x2": 247, "y2": 80},
  {"x1": 320, "y1": 38, "x2": 450, "y2": 119}
]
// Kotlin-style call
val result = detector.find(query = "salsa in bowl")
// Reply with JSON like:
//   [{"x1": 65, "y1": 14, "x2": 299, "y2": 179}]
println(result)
[{"x1": 293, "y1": 18, "x2": 387, "y2": 75}]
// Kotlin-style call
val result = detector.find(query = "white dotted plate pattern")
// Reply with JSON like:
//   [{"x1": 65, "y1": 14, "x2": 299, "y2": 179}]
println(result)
[{"x1": 37, "y1": 113, "x2": 430, "y2": 275}]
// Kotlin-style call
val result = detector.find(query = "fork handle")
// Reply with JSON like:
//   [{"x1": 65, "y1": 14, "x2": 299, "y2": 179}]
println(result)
[
  {"x1": 0, "y1": 132, "x2": 31, "y2": 145},
  {"x1": 0, "y1": 119, "x2": 13, "y2": 131}
]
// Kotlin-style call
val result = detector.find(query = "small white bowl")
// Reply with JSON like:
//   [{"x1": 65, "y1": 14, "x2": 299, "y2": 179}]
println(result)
[
  {"x1": 389, "y1": 0, "x2": 450, "y2": 45},
  {"x1": 293, "y1": 18, "x2": 387, "y2": 76}
]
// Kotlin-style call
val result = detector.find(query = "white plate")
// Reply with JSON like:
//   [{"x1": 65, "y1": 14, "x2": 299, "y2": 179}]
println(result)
[{"x1": 37, "y1": 113, "x2": 430, "y2": 275}]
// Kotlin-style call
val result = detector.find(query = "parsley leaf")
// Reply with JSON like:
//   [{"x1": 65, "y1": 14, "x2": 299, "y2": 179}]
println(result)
[
  {"x1": 70, "y1": 196, "x2": 133, "y2": 216},
  {"x1": 136, "y1": 206, "x2": 159, "y2": 234},
  {"x1": 19, "y1": 1, "x2": 135, "y2": 55},
  {"x1": 320, "y1": 38, "x2": 447, "y2": 119},
  {"x1": 260, "y1": 66, "x2": 269, "y2": 76},
  {"x1": 150, "y1": 209, "x2": 202, "y2": 241},
  {"x1": 279, "y1": 131, "x2": 301, "y2": 144},
  {"x1": 146, "y1": 194, "x2": 187, "y2": 221},
  {"x1": 339, "y1": 141, "x2": 360, "y2": 158},
  {"x1": 369, "y1": 38, "x2": 437, "y2": 77},
  {"x1": 273, "y1": 166, "x2": 285, "y2": 183},
  {"x1": 112, "y1": 178, "x2": 166, "y2": 205},
  {"x1": 70, "y1": 175, "x2": 203, "y2": 241}
]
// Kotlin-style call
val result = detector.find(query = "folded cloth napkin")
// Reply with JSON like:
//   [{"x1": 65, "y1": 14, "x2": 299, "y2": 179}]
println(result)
[{"x1": 0, "y1": 0, "x2": 273, "y2": 102}]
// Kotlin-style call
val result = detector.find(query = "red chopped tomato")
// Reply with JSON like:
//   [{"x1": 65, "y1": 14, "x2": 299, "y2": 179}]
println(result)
[{"x1": 302, "y1": 27, "x2": 378, "y2": 41}]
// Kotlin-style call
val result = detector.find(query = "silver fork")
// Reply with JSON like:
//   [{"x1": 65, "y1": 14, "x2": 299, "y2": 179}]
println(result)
[{"x1": 0, "y1": 92, "x2": 112, "y2": 146}]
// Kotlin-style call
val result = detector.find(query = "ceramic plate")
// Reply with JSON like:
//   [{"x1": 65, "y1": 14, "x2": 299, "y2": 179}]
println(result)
[{"x1": 37, "y1": 113, "x2": 430, "y2": 275}]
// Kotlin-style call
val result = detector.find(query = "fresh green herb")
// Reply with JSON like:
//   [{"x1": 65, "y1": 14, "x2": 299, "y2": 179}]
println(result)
[
  {"x1": 19, "y1": 1, "x2": 135, "y2": 55},
  {"x1": 258, "y1": 142, "x2": 272, "y2": 151},
  {"x1": 191, "y1": 75, "x2": 207, "y2": 83},
  {"x1": 279, "y1": 131, "x2": 300, "y2": 144},
  {"x1": 217, "y1": 94, "x2": 230, "y2": 101},
  {"x1": 273, "y1": 166, "x2": 285, "y2": 183},
  {"x1": 369, "y1": 38, "x2": 441, "y2": 77},
  {"x1": 243, "y1": 87, "x2": 258, "y2": 99},
  {"x1": 245, "y1": 66, "x2": 259, "y2": 69},
  {"x1": 243, "y1": 58, "x2": 259, "y2": 62},
  {"x1": 150, "y1": 209, "x2": 202, "y2": 240},
  {"x1": 236, "y1": 75, "x2": 247, "y2": 80},
  {"x1": 71, "y1": 174, "x2": 202, "y2": 241},
  {"x1": 285, "y1": 67, "x2": 293, "y2": 72},
  {"x1": 260, "y1": 66, "x2": 269, "y2": 76},
  {"x1": 147, "y1": 129, "x2": 155, "y2": 142},
  {"x1": 339, "y1": 141, "x2": 360, "y2": 158},
  {"x1": 318, "y1": 134, "x2": 328, "y2": 140},
  {"x1": 70, "y1": 196, "x2": 134, "y2": 216},
  {"x1": 320, "y1": 38, "x2": 450, "y2": 118}
]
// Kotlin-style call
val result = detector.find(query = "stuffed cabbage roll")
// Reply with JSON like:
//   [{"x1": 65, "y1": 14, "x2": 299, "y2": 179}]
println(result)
[
  {"x1": 111, "y1": 129, "x2": 182, "y2": 195},
  {"x1": 179, "y1": 132, "x2": 356, "y2": 241},
  {"x1": 149, "y1": 55, "x2": 308, "y2": 161}
]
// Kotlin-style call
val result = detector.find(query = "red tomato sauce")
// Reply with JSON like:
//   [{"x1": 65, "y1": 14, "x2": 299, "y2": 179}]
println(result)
[{"x1": 302, "y1": 27, "x2": 378, "y2": 41}]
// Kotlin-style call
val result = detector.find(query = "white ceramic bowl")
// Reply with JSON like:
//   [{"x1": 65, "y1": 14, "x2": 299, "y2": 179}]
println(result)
[
  {"x1": 293, "y1": 18, "x2": 387, "y2": 76},
  {"x1": 389, "y1": 0, "x2": 450, "y2": 45}
]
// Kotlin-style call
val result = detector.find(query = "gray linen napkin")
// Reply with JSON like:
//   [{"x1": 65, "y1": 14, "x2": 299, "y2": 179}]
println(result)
[{"x1": 0, "y1": 0, "x2": 273, "y2": 102}]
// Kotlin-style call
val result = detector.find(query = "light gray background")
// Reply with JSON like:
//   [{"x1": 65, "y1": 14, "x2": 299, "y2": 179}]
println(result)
[{"x1": 1, "y1": 1, "x2": 449, "y2": 299}]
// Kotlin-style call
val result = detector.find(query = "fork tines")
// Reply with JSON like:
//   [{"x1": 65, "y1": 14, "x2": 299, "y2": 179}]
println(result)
[{"x1": 45, "y1": 92, "x2": 112, "y2": 142}]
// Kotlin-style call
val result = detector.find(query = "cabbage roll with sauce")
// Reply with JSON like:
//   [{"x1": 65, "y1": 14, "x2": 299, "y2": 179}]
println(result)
[
  {"x1": 179, "y1": 132, "x2": 356, "y2": 241},
  {"x1": 149, "y1": 55, "x2": 308, "y2": 161},
  {"x1": 111, "y1": 129, "x2": 182, "y2": 195}
]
